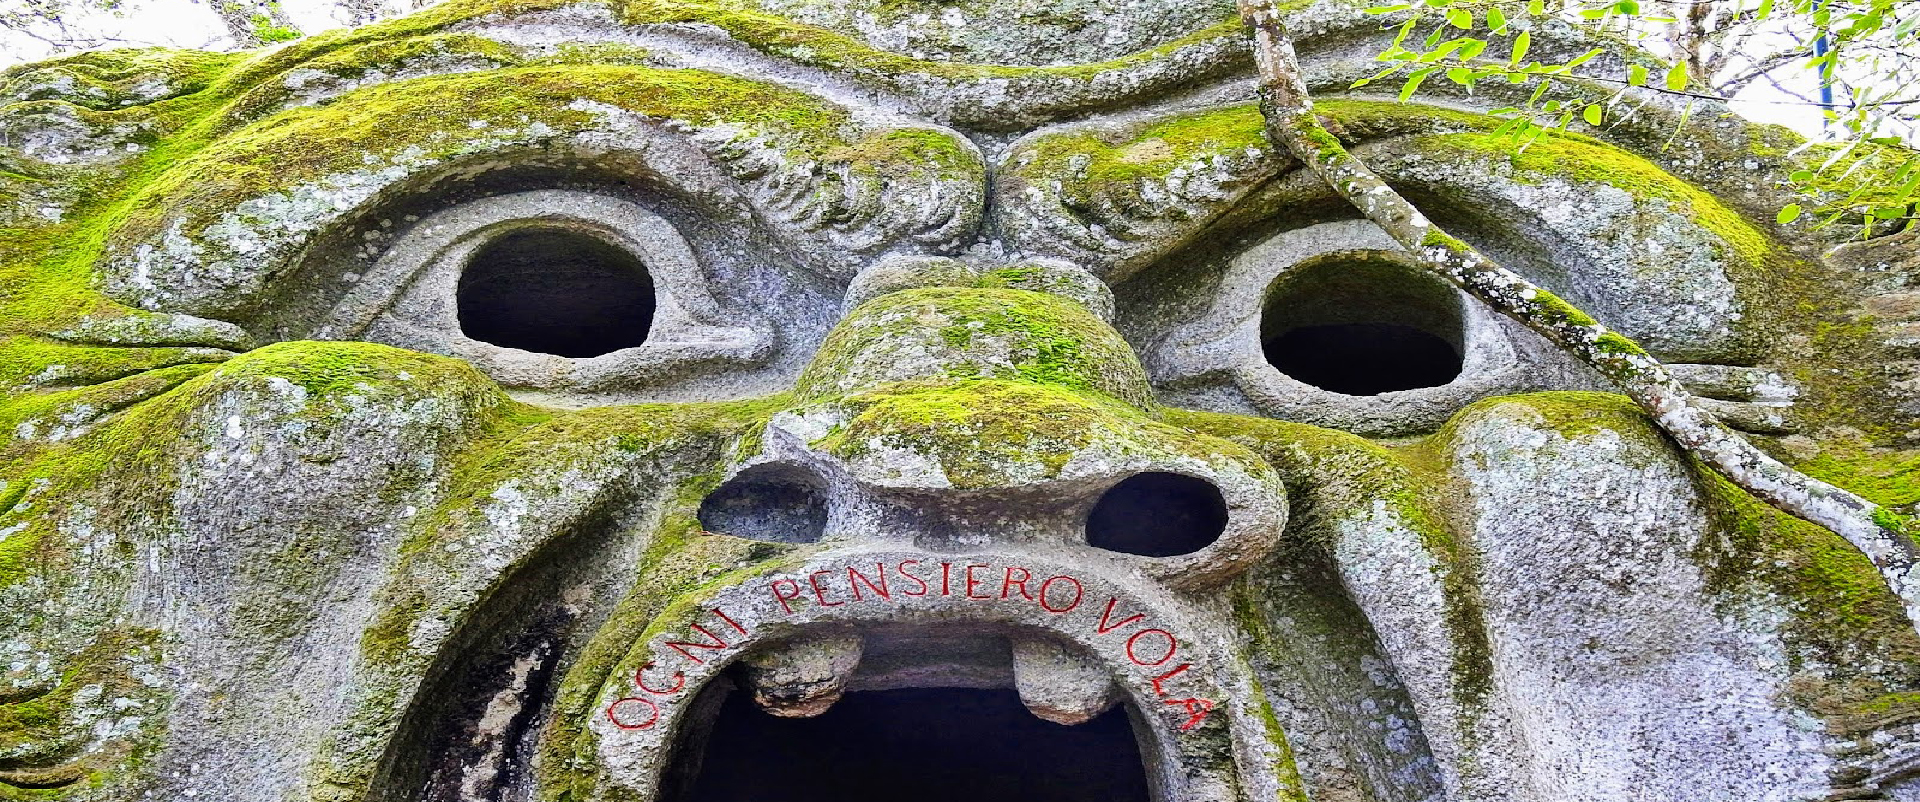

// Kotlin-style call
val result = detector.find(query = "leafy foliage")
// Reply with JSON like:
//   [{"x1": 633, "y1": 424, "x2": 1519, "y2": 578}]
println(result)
[{"x1": 1355, "y1": 0, "x2": 1918, "y2": 236}]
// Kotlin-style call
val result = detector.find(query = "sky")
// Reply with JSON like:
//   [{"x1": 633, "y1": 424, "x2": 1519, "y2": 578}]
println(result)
[{"x1": 0, "y1": 0, "x2": 388, "y2": 60}]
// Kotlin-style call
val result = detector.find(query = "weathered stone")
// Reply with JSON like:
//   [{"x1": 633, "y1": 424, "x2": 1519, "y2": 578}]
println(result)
[
  {"x1": 1, "y1": 0, "x2": 1917, "y2": 800},
  {"x1": 739, "y1": 631, "x2": 864, "y2": 717}
]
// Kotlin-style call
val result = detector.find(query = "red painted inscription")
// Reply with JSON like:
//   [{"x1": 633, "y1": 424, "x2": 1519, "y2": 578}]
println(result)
[{"x1": 607, "y1": 559, "x2": 1217, "y2": 732}]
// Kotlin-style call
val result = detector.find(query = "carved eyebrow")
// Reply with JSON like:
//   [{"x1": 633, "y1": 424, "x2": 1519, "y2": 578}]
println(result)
[
  {"x1": 998, "y1": 98, "x2": 1771, "y2": 360},
  {"x1": 99, "y1": 65, "x2": 985, "y2": 323}
]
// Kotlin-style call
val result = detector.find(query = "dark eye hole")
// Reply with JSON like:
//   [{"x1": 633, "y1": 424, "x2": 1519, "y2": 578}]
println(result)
[
  {"x1": 456, "y1": 227, "x2": 656, "y2": 358},
  {"x1": 1260, "y1": 254, "x2": 1463, "y2": 396},
  {"x1": 698, "y1": 464, "x2": 829, "y2": 544},
  {"x1": 1085, "y1": 472, "x2": 1227, "y2": 558}
]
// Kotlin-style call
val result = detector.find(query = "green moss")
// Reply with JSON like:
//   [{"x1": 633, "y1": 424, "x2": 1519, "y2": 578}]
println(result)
[
  {"x1": 205, "y1": 0, "x2": 578, "y2": 93},
  {"x1": 0, "y1": 47, "x2": 243, "y2": 109},
  {"x1": 0, "y1": 337, "x2": 229, "y2": 396},
  {"x1": 0, "y1": 629, "x2": 165, "y2": 797},
  {"x1": 617, "y1": 0, "x2": 1246, "y2": 83},
  {"x1": 537, "y1": 514, "x2": 806, "y2": 802},
  {"x1": 1317, "y1": 98, "x2": 1500, "y2": 138},
  {"x1": 1797, "y1": 441, "x2": 1920, "y2": 509},
  {"x1": 211, "y1": 340, "x2": 485, "y2": 398},
  {"x1": 1528, "y1": 288, "x2": 1599, "y2": 329},
  {"x1": 1412, "y1": 130, "x2": 1777, "y2": 269},
  {"x1": 362, "y1": 393, "x2": 785, "y2": 668},
  {"x1": 1593, "y1": 330, "x2": 1648, "y2": 358},
  {"x1": 0, "y1": 355, "x2": 240, "y2": 594},
  {"x1": 1020, "y1": 104, "x2": 1272, "y2": 186},
  {"x1": 1173, "y1": 407, "x2": 1496, "y2": 706},
  {"x1": 114, "y1": 64, "x2": 858, "y2": 253},
  {"x1": 222, "y1": 32, "x2": 526, "y2": 123},
  {"x1": 1227, "y1": 587, "x2": 1313, "y2": 801},
  {"x1": 796, "y1": 287, "x2": 1154, "y2": 408},
  {"x1": 1418, "y1": 228, "x2": 1470, "y2": 256},
  {"x1": 1696, "y1": 462, "x2": 1920, "y2": 676},
  {"x1": 1010, "y1": 98, "x2": 1496, "y2": 197},
  {"x1": 1873, "y1": 507, "x2": 1918, "y2": 538},
  {"x1": 825, "y1": 127, "x2": 980, "y2": 182},
  {"x1": 809, "y1": 378, "x2": 1199, "y2": 488}
]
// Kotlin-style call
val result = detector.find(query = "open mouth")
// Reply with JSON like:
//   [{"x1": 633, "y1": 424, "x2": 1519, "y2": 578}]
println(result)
[
  {"x1": 591, "y1": 550, "x2": 1249, "y2": 802},
  {"x1": 661, "y1": 626, "x2": 1153, "y2": 802}
]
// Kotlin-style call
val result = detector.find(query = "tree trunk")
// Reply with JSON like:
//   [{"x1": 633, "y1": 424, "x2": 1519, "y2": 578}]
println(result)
[{"x1": 1234, "y1": 0, "x2": 1920, "y2": 633}]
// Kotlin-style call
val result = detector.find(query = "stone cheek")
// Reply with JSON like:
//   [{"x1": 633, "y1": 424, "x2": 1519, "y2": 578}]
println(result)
[
  {"x1": 591, "y1": 550, "x2": 1240, "y2": 799},
  {"x1": 1444, "y1": 399, "x2": 1829, "y2": 798}
]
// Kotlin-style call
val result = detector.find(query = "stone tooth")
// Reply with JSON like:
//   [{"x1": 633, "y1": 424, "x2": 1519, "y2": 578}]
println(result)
[
  {"x1": 739, "y1": 632, "x2": 863, "y2": 718},
  {"x1": 1010, "y1": 634, "x2": 1119, "y2": 726}
]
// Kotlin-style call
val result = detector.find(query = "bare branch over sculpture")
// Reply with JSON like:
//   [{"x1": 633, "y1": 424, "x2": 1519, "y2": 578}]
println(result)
[{"x1": 1234, "y1": 0, "x2": 1920, "y2": 633}]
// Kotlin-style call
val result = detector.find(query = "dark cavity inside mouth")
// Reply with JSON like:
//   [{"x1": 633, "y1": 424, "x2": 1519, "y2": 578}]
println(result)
[{"x1": 668, "y1": 687, "x2": 1150, "y2": 802}]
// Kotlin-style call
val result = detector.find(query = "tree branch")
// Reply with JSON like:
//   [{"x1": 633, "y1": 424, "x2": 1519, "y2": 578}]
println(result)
[{"x1": 1237, "y1": 0, "x2": 1920, "y2": 633}]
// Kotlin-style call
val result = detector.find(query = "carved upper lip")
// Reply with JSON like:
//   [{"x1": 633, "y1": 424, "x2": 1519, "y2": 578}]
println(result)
[{"x1": 729, "y1": 389, "x2": 1289, "y2": 591}]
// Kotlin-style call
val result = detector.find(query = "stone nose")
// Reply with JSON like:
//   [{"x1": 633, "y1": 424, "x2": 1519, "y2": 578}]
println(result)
[
  {"x1": 793, "y1": 257, "x2": 1153, "y2": 410},
  {"x1": 694, "y1": 274, "x2": 1288, "y2": 591}
]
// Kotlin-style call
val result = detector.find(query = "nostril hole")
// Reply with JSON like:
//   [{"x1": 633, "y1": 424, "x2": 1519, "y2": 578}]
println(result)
[
  {"x1": 1085, "y1": 472, "x2": 1227, "y2": 558},
  {"x1": 457, "y1": 227, "x2": 656, "y2": 358},
  {"x1": 698, "y1": 465, "x2": 828, "y2": 544}
]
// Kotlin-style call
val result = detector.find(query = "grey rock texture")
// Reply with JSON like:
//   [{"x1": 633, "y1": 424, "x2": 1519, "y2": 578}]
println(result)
[{"x1": 2, "y1": 0, "x2": 1918, "y2": 801}]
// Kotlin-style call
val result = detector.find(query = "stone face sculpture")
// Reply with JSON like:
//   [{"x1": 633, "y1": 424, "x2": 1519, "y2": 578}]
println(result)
[{"x1": 4, "y1": 1, "x2": 1920, "y2": 800}]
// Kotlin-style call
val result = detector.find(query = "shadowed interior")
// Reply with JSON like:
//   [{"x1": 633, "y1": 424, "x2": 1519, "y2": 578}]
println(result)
[
  {"x1": 1260, "y1": 253, "x2": 1464, "y2": 396},
  {"x1": 697, "y1": 464, "x2": 830, "y2": 543},
  {"x1": 1086, "y1": 472, "x2": 1228, "y2": 557},
  {"x1": 672, "y1": 687, "x2": 1150, "y2": 802},
  {"x1": 457, "y1": 227, "x2": 656, "y2": 358}
]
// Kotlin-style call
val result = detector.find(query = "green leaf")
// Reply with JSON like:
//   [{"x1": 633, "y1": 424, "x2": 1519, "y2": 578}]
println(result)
[
  {"x1": 1583, "y1": 104, "x2": 1603, "y2": 125},
  {"x1": 1528, "y1": 0, "x2": 1545, "y2": 14},
  {"x1": 1629, "y1": 64, "x2": 1648, "y2": 86},
  {"x1": 1400, "y1": 67, "x2": 1439, "y2": 101},
  {"x1": 1510, "y1": 31, "x2": 1531, "y2": 64},
  {"x1": 1566, "y1": 47, "x2": 1604, "y2": 68},
  {"x1": 1352, "y1": 64, "x2": 1402, "y2": 89},
  {"x1": 1391, "y1": 18, "x2": 1418, "y2": 48},
  {"x1": 1665, "y1": 61, "x2": 1688, "y2": 91},
  {"x1": 1487, "y1": 7, "x2": 1507, "y2": 32},
  {"x1": 1755, "y1": 0, "x2": 1774, "y2": 19},
  {"x1": 1777, "y1": 204, "x2": 1803, "y2": 223},
  {"x1": 1447, "y1": 7, "x2": 1473, "y2": 28},
  {"x1": 1447, "y1": 66, "x2": 1474, "y2": 84},
  {"x1": 1789, "y1": 170, "x2": 1815, "y2": 183},
  {"x1": 1616, "y1": 0, "x2": 1640, "y2": 14},
  {"x1": 1459, "y1": 38, "x2": 1487, "y2": 60},
  {"x1": 1873, "y1": 205, "x2": 1911, "y2": 220}
]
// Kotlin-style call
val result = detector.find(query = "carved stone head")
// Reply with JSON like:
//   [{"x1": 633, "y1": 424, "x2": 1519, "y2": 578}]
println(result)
[{"x1": 4, "y1": 1, "x2": 1919, "y2": 801}]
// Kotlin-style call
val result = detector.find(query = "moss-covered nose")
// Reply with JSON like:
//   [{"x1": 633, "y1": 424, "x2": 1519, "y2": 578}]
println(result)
[{"x1": 793, "y1": 287, "x2": 1156, "y2": 408}]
